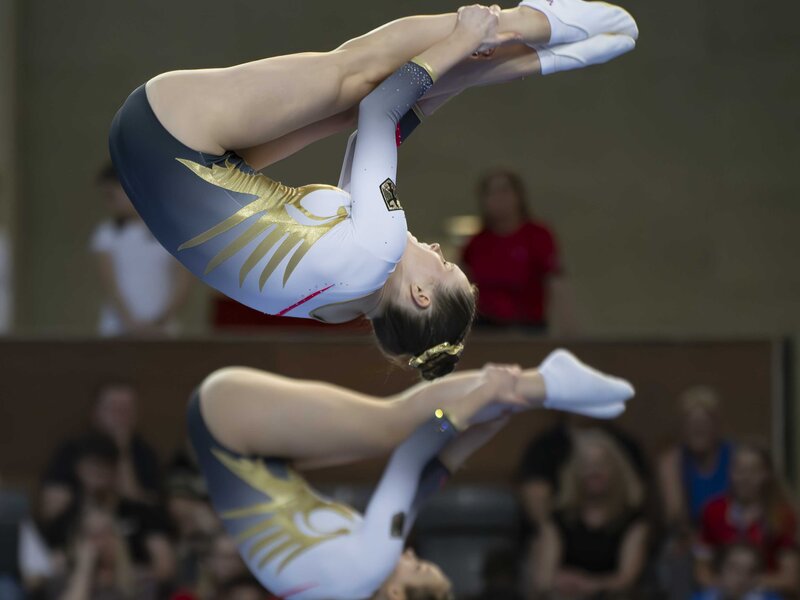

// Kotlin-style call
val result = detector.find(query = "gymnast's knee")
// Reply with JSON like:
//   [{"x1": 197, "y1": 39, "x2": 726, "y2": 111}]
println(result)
[{"x1": 199, "y1": 366, "x2": 246, "y2": 405}]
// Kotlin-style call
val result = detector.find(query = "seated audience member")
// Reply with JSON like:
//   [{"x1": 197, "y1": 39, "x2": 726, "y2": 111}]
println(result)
[
  {"x1": 166, "y1": 472, "x2": 219, "y2": 592},
  {"x1": 46, "y1": 508, "x2": 158, "y2": 600},
  {"x1": 693, "y1": 544, "x2": 784, "y2": 600},
  {"x1": 40, "y1": 381, "x2": 161, "y2": 517},
  {"x1": 91, "y1": 163, "x2": 191, "y2": 337},
  {"x1": 462, "y1": 169, "x2": 575, "y2": 334},
  {"x1": 658, "y1": 386, "x2": 734, "y2": 529},
  {"x1": 38, "y1": 433, "x2": 176, "y2": 585},
  {"x1": 518, "y1": 415, "x2": 649, "y2": 527},
  {"x1": 695, "y1": 443, "x2": 798, "y2": 595},
  {"x1": 0, "y1": 477, "x2": 54, "y2": 598},
  {"x1": 189, "y1": 533, "x2": 249, "y2": 600},
  {"x1": 530, "y1": 430, "x2": 649, "y2": 599}
]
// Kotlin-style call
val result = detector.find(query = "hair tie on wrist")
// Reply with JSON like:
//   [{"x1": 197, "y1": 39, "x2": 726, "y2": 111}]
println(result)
[{"x1": 409, "y1": 342, "x2": 464, "y2": 369}]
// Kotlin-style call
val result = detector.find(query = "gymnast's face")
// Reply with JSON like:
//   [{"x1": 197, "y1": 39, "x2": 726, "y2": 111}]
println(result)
[
  {"x1": 399, "y1": 232, "x2": 470, "y2": 310},
  {"x1": 379, "y1": 549, "x2": 452, "y2": 598}
]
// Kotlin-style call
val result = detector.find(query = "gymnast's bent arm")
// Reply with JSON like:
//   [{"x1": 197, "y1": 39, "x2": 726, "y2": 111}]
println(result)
[
  {"x1": 332, "y1": 412, "x2": 462, "y2": 598},
  {"x1": 347, "y1": 21, "x2": 498, "y2": 261}
]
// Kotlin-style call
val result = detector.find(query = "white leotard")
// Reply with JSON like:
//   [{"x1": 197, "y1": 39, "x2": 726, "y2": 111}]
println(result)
[
  {"x1": 175, "y1": 61, "x2": 434, "y2": 318},
  {"x1": 198, "y1": 413, "x2": 456, "y2": 600}
]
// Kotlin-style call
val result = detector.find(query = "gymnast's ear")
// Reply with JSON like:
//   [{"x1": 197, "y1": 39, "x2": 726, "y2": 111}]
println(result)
[{"x1": 409, "y1": 283, "x2": 431, "y2": 309}]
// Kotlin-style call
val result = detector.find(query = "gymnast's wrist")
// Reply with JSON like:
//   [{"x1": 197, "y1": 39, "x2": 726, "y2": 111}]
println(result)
[
  {"x1": 449, "y1": 27, "x2": 485, "y2": 56},
  {"x1": 414, "y1": 31, "x2": 477, "y2": 83}
]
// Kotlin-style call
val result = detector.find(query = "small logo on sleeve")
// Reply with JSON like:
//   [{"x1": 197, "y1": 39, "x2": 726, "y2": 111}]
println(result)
[
  {"x1": 390, "y1": 512, "x2": 406, "y2": 537},
  {"x1": 380, "y1": 178, "x2": 403, "y2": 212}
]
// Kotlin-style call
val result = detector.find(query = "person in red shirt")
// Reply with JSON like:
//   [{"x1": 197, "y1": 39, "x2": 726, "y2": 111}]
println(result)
[
  {"x1": 695, "y1": 442, "x2": 799, "y2": 595},
  {"x1": 462, "y1": 169, "x2": 575, "y2": 333}
]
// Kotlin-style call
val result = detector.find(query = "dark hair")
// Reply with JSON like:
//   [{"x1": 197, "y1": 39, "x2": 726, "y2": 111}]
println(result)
[
  {"x1": 74, "y1": 432, "x2": 120, "y2": 465},
  {"x1": 97, "y1": 163, "x2": 119, "y2": 184},
  {"x1": 405, "y1": 587, "x2": 454, "y2": 600},
  {"x1": 733, "y1": 441, "x2": 794, "y2": 535},
  {"x1": 372, "y1": 284, "x2": 477, "y2": 380},
  {"x1": 476, "y1": 168, "x2": 530, "y2": 226}
]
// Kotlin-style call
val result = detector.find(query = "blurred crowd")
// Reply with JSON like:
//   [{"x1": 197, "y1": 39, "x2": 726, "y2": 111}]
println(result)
[
  {"x1": 0, "y1": 381, "x2": 796, "y2": 600},
  {"x1": 509, "y1": 387, "x2": 798, "y2": 600}
]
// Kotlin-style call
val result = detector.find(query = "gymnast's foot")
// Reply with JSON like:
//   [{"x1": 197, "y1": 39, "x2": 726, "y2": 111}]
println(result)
[
  {"x1": 519, "y1": 0, "x2": 639, "y2": 45},
  {"x1": 539, "y1": 349, "x2": 634, "y2": 419},
  {"x1": 537, "y1": 33, "x2": 636, "y2": 76}
]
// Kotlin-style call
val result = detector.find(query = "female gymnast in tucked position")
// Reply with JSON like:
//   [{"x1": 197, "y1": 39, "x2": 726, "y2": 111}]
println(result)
[
  {"x1": 189, "y1": 349, "x2": 634, "y2": 599},
  {"x1": 110, "y1": 1, "x2": 638, "y2": 378}
]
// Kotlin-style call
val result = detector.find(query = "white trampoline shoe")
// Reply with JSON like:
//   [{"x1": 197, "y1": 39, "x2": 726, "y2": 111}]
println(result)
[
  {"x1": 537, "y1": 33, "x2": 636, "y2": 75},
  {"x1": 520, "y1": 0, "x2": 639, "y2": 45}
]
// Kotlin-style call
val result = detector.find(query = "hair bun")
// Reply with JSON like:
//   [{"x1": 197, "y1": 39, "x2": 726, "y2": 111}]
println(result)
[
  {"x1": 419, "y1": 351, "x2": 461, "y2": 381},
  {"x1": 409, "y1": 342, "x2": 464, "y2": 380}
]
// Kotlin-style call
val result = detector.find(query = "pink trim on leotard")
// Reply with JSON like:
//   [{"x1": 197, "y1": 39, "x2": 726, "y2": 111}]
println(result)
[
  {"x1": 276, "y1": 284, "x2": 335, "y2": 316},
  {"x1": 277, "y1": 582, "x2": 319, "y2": 599}
]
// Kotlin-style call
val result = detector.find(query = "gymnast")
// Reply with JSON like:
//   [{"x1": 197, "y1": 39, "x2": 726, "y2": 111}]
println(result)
[
  {"x1": 188, "y1": 349, "x2": 635, "y2": 599},
  {"x1": 110, "y1": 1, "x2": 638, "y2": 377}
]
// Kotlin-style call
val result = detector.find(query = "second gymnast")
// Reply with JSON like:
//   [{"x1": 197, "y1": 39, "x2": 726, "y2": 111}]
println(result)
[
  {"x1": 189, "y1": 349, "x2": 634, "y2": 599},
  {"x1": 110, "y1": 1, "x2": 638, "y2": 378}
]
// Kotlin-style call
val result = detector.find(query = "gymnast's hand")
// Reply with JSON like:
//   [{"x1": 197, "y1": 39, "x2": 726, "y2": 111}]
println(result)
[
  {"x1": 480, "y1": 363, "x2": 523, "y2": 402},
  {"x1": 456, "y1": 5, "x2": 521, "y2": 55},
  {"x1": 460, "y1": 363, "x2": 528, "y2": 426}
]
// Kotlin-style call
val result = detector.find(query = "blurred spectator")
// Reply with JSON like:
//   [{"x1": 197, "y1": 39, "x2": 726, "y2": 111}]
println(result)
[
  {"x1": 529, "y1": 429, "x2": 649, "y2": 599},
  {"x1": 165, "y1": 470, "x2": 218, "y2": 591},
  {"x1": 38, "y1": 432, "x2": 176, "y2": 585},
  {"x1": 91, "y1": 163, "x2": 191, "y2": 337},
  {"x1": 40, "y1": 382, "x2": 161, "y2": 517},
  {"x1": 657, "y1": 387, "x2": 733, "y2": 600},
  {"x1": 658, "y1": 386, "x2": 734, "y2": 530},
  {"x1": 694, "y1": 443, "x2": 798, "y2": 595},
  {"x1": 46, "y1": 508, "x2": 158, "y2": 600},
  {"x1": 518, "y1": 415, "x2": 649, "y2": 527},
  {"x1": 692, "y1": 544, "x2": 784, "y2": 600},
  {"x1": 0, "y1": 478, "x2": 53, "y2": 599},
  {"x1": 462, "y1": 169, "x2": 575, "y2": 334},
  {"x1": 191, "y1": 533, "x2": 249, "y2": 600}
]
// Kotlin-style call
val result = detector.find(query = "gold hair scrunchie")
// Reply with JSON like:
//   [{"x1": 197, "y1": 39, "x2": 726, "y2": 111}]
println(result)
[{"x1": 408, "y1": 342, "x2": 464, "y2": 369}]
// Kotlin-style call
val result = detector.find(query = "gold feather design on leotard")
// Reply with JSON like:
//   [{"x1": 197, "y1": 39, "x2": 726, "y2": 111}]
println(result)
[
  {"x1": 212, "y1": 448, "x2": 357, "y2": 573},
  {"x1": 176, "y1": 159, "x2": 347, "y2": 288}
]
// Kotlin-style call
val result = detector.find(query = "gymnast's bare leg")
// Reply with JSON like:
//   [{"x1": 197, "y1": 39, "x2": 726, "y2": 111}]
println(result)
[
  {"x1": 198, "y1": 349, "x2": 633, "y2": 469},
  {"x1": 145, "y1": 6, "x2": 551, "y2": 156}
]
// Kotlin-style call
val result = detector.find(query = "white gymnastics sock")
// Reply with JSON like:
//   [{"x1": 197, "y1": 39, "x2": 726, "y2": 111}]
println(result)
[
  {"x1": 520, "y1": 0, "x2": 638, "y2": 45},
  {"x1": 537, "y1": 34, "x2": 636, "y2": 76},
  {"x1": 539, "y1": 349, "x2": 634, "y2": 419}
]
